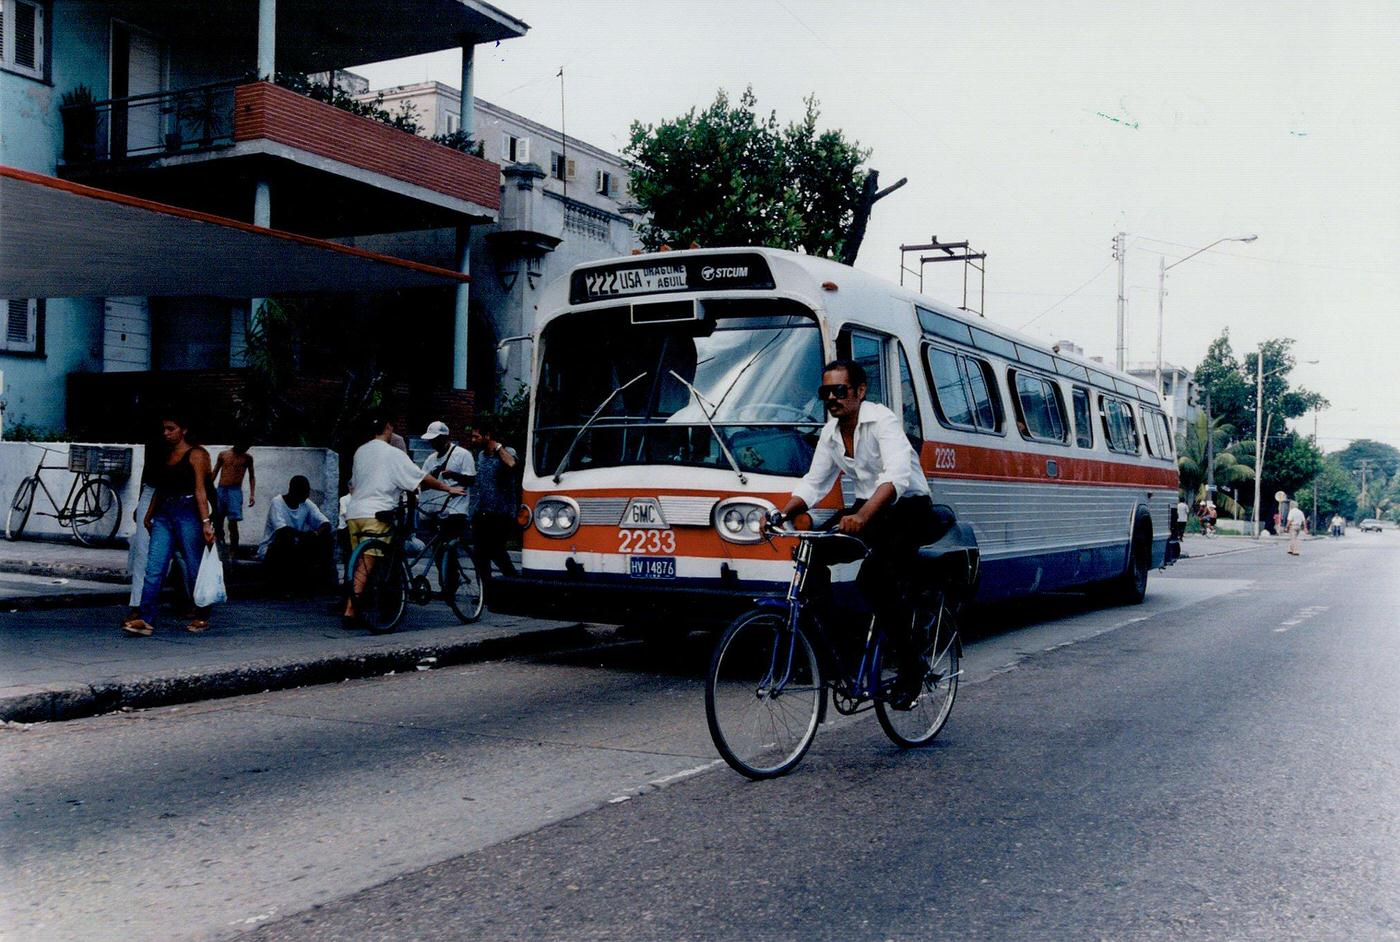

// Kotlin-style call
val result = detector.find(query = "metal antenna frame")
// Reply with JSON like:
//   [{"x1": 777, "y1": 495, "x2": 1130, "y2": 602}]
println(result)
[{"x1": 898, "y1": 236, "x2": 988, "y2": 317}]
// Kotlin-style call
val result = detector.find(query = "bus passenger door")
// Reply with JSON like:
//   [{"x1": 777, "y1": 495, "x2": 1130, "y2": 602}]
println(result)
[{"x1": 837, "y1": 328, "x2": 924, "y2": 447}]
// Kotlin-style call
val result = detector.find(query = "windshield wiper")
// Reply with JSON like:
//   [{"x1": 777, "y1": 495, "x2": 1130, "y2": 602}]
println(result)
[
  {"x1": 552, "y1": 372, "x2": 648, "y2": 484},
  {"x1": 668, "y1": 370, "x2": 748, "y2": 485}
]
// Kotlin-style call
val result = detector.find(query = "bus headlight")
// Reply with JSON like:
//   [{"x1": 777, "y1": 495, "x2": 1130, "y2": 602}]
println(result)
[
  {"x1": 535, "y1": 496, "x2": 580, "y2": 538},
  {"x1": 713, "y1": 497, "x2": 777, "y2": 544}
]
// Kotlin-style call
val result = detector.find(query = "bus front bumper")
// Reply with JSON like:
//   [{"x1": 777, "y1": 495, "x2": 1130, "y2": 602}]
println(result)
[{"x1": 486, "y1": 573, "x2": 781, "y2": 627}]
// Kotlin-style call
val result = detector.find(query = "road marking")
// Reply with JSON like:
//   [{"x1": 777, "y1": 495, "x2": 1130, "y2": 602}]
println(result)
[{"x1": 1274, "y1": 605, "x2": 1329, "y2": 634}]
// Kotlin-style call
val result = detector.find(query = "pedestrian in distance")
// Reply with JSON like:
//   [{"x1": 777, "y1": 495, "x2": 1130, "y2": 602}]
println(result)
[
  {"x1": 123, "y1": 435, "x2": 164, "y2": 629},
  {"x1": 1287, "y1": 504, "x2": 1308, "y2": 555},
  {"x1": 1173, "y1": 495, "x2": 1189, "y2": 541},
  {"x1": 418, "y1": 420, "x2": 475, "y2": 542},
  {"x1": 211, "y1": 440, "x2": 255, "y2": 557},
  {"x1": 468, "y1": 417, "x2": 521, "y2": 591},
  {"x1": 259, "y1": 475, "x2": 333, "y2": 594},
  {"x1": 123, "y1": 410, "x2": 217, "y2": 636},
  {"x1": 342, "y1": 416, "x2": 466, "y2": 627}
]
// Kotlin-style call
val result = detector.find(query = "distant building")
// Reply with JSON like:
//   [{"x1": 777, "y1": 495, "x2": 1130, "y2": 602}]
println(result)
[
  {"x1": 350, "y1": 80, "x2": 644, "y2": 398},
  {"x1": 1127, "y1": 361, "x2": 1199, "y2": 432}
]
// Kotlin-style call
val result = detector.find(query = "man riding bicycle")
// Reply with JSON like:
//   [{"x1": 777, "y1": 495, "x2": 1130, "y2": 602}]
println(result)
[{"x1": 774, "y1": 359, "x2": 947, "y2": 706}]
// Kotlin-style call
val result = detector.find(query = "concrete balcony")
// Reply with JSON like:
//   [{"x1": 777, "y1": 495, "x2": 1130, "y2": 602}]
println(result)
[{"x1": 60, "y1": 81, "x2": 500, "y2": 237}]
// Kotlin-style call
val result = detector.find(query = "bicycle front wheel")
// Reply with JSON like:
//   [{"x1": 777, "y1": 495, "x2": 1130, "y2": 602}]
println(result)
[
  {"x1": 69, "y1": 479, "x2": 122, "y2": 547},
  {"x1": 348, "y1": 539, "x2": 408, "y2": 634},
  {"x1": 875, "y1": 602, "x2": 961, "y2": 749},
  {"x1": 439, "y1": 542, "x2": 484, "y2": 623},
  {"x1": 706, "y1": 609, "x2": 824, "y2": 780},
  {"x1": 6, "y1": 478, "x2": 36, "y2": 541}
]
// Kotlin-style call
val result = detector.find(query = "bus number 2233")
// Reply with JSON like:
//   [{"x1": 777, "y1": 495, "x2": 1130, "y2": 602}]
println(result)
[
  {"x1": 933, "y1": 447, "x2": 957, "y2": 470},
  {"x1": 618, "y1": 529, "x2": 676, "y2": 554}
]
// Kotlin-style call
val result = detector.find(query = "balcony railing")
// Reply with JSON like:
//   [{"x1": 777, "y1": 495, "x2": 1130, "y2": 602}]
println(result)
[{"x1": 61, "y1": 79, "x2": 240, "y2": 164}]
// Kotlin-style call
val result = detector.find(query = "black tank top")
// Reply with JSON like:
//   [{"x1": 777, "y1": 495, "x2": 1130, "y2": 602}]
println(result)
[{"x1": 152, "y1": 446, "x2": 202, "y2": 497}]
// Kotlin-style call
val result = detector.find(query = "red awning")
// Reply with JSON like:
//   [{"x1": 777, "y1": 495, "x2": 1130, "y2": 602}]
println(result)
[{"x1": 0, "y1": 165, "x2": 469, "y2": 298}]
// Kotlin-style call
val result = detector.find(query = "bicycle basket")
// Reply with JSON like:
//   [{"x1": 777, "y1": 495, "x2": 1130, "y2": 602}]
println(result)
[{"x1": 68, "y1": 445, "x2": 134, "y2": 477}]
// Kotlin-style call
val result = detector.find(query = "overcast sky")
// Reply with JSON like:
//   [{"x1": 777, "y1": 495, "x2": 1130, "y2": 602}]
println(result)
[{"x1": 355, "y1": 0, "x2": 1400, "y2": 451}]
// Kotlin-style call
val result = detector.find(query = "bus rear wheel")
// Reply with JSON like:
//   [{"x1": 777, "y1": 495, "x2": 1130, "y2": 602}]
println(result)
[{"x1": 1113, "y1": 525, "x2": 1151, "y2": 605}]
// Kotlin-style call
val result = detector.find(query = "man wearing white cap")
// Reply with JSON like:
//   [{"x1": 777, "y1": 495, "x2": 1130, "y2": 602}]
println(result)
[{"x1": 420, "y1": 420, "x2": 475, "y2": 540}]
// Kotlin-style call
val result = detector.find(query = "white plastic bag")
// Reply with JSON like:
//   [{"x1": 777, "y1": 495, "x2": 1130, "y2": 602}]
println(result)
[{"x1": 193, "y1": 544, "x2": 227, "y2": 607}]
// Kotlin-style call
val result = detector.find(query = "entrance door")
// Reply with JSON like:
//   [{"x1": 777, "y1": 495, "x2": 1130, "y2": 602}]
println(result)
[{"x1": 110, "y1": 21, "x2": 166, "y2": 158}]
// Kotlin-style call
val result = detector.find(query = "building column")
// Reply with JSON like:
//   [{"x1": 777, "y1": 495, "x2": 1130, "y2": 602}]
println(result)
[
  {"x1": 257, "y1": 0, "x2": 276, "y2": 79},
  {"x1": 452, "y1": 226, "x2": 471, "y2": 391},
  {"x1": 459, "y1": 41, "x2": 475, "y2": 138}
]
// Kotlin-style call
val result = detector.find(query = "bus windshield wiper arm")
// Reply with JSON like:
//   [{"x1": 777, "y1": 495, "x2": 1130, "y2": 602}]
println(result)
[
  {"x1": 668, "y1": 370, "x2": 748, "y2": 485},
  {"x1": 552, "y1": 372, "x2": 648, "y2": 484}
]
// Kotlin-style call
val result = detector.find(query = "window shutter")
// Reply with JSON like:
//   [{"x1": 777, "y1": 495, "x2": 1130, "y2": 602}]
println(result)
[
  {"x1": 3, "y1": 298, "x2": 35, "y2": 351},
  {"x1": 13, "y1": 0, "x2": 40, "y2": 73},
  {"x1": 566, "y1": 158, "x2": 576, "y2": 180},
  {"x1": 516, "y1": 137, "x2": 529, "y2": 163}
]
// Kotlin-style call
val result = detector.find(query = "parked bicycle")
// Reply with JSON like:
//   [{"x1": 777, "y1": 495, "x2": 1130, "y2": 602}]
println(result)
[
  {"x1": 6, "y1": 444, "x2": 129, "y2": 546},
  {"x1": 705, "y1": 515, "x2": 979, "y2": 780},
  {"x1": 344, "y1": 497, "x2": 484, "y2": 633}
]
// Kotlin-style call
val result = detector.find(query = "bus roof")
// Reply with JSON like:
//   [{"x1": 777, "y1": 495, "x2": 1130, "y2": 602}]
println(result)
[{"x1": 540, "y1": 246, "x2": 1159, "y2": 402}]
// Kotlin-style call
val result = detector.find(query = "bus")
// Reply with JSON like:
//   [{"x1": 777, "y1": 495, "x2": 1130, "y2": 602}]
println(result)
[{"x1": 488, "y1": 247, "x2": 1180, "y2": 628}]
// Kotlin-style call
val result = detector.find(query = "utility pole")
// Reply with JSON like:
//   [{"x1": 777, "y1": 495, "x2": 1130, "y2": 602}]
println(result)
[
  {"x1": 1311, "y1": 408, "x2": 1319, "y2": 531},
  {"x1": 1252, "y1": 350, "x2": 1264, "y2": 538},
  {"x1": 1155, "y1": 255, "x2": 1166, "y2": 409},
  {"x1": 1205, "y1": 387, "x2": 1215, "y2": 493},
  {"x1": 1114, "y1": 232, "x2": 1126, "y2": 370},
  {"x1": 1357, "y1": 459, "x2": 1370, "y2": 520}
]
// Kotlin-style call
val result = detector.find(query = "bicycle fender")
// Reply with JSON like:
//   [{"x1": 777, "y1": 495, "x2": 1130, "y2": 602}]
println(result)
[{"x1": 752, "y1": 597, "x2": 790, "y2": 612}]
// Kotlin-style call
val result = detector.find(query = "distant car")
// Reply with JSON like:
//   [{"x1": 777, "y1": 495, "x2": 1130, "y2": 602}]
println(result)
[{"x1": 1360, "y1": 519, "x2": 1384, "y2": 533}]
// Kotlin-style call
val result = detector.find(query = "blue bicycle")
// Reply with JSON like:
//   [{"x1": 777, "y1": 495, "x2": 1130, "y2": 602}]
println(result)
[{"x1": 705, "y1": 520, "x2": 976, "y2": 779}]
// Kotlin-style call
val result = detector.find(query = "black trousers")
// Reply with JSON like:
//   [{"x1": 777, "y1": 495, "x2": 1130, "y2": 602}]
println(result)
[
  {"x1": 471, "y1": 511, "x2": 519, "y2": 586},
  {"x1": 264, "y1": 527, "x2": 334, "y2": 592},
  {"x1": 828, "y1": 495, "x2": 950, "y2": 671}
]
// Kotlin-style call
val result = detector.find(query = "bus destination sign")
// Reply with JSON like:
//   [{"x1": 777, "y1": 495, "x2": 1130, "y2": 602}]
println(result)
[{"x1": 570, "y1": 253, "x2": 776, "y2": 304}]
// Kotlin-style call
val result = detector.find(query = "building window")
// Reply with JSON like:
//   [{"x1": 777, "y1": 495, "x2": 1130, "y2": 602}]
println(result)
[
  {"x1": 445, "y1": 112, "x2": 459, "y2": 134},
  {"x1": 0, "y1": 298, "x2": 43, "y2": 355},
  {"x1": 596, "y1": 169, "x2": 617, "y2": 196},
  {"x1": 1, "y1": 0, "x2": 47, "y2": 80},
  {"x1": 502, "y1": 132, "x2": 529, "y2": 163},
  {"x1": 550, "y1": 151, "x2": 576, "y2": 181}
]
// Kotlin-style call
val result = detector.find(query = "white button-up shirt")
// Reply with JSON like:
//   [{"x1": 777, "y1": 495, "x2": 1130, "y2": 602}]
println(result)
[{"x1": 792, "y1": 401, "x2": 930, "y2": 508}]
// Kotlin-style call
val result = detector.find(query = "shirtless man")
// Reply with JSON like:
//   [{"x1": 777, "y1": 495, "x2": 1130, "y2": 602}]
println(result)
[{"x1": 211, "y1": 441, "x2": 256, "y2": 555}]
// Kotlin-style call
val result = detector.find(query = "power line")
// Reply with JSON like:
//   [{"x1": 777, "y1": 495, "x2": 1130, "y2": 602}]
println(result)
[
  {"x1": 1132, "y1": 236, "x2": 1394, "y2": 277},
  {"x1": 1018, "y1": 259, "x2": 1116, "y2": 330}
]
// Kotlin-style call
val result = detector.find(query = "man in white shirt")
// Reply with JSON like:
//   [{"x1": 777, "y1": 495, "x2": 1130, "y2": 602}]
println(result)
[
  {"x1": 343, "y1": 416, "x2": 465, "y2": 625},
  {"x1": 776, "y1": 359, "x2": 947, "y2": 706},
  {"x1": 1174, "y1": 497, "x2": 1190, "y2": 541},
  {"x1": 260, "y1": 475, "x2": 332, "y2": 592},
  {"x1": 1286, "y1": 504, "x2": 1308, "y2": 556},
  {"x1": 418, "y1": 420, "x2": 475, "y2": 540}
]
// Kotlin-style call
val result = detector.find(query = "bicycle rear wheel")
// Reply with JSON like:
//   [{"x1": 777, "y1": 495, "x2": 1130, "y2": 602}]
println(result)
[
  {"x1": 706, "y1": 609, "x2": 824, "y2": 780},
  {"x1": 438, "y1": 542, "x2": 484, "y2": 623},
  {"x1": 348, "y1": 539, "x2": 408, "y2": 633},
  {"x1": 875, "y1": 602, "x2": 960, "y2": 748},
  {"x1": 69, "y1": 479, "x2": 122, "y2": 547},
  {"x1": 6, "y1": 478, "x2": 36, "y2": 541}
]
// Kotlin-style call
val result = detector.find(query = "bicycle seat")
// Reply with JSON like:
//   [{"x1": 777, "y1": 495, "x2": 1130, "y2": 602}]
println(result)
[{"x1": 914, "y1": 507, "x2": 980, "y2": 599}]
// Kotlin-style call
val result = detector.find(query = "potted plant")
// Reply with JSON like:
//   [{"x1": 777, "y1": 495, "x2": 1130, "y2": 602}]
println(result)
[{"x1": 59, "y1": 84, "x2": 98, "y2": 163}]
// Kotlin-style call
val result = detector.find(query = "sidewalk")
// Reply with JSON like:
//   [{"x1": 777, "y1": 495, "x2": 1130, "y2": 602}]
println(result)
[
  {"x1": 0, "y1": 538, "x2": 581, "y2": 724},
  {"x1": 1177, "y1": 531, "x2": 1322, "y2": 560}
]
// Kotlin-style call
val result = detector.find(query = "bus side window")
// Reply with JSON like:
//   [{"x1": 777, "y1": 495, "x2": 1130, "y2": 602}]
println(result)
[
  {"x1": 848, "y1": 332, "x2": 889, "y2": 406},
  {"x1": 1100, "y1": 395, "x2": 1141, "y2": 455},
  {"x1": 1010, "y1": 370, "x2": 1068, "y2": 444},
  {"x1": 1072, "y1": 386, "x2": 1094, "y2": 448},
  {"x1": 896, "y1": 342, "x2": 923, "y2": 446}
]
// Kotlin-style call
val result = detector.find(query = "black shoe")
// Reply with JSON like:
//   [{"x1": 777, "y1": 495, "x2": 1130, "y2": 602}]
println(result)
[{"x1": 888, "y1": 663, "x2": 925, "y2": 710}]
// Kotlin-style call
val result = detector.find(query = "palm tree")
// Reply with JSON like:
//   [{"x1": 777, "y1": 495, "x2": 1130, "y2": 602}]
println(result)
[{"x1": 1177, "y1": 413, "x2": 1254, "y2": 518}]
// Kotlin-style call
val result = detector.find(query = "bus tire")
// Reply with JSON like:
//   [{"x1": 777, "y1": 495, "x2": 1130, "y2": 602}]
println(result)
[{"x1": 1113, "y1": 520, "x2": 1151, "y2": 605}]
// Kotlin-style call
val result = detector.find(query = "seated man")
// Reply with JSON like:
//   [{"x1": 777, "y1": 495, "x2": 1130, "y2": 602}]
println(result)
[{"x1": 259, "y1": 475, "x2": 333, "y2": 592}]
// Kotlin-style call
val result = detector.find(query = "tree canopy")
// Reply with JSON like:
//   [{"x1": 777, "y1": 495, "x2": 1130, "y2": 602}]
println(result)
[{"x1": 625, "y1": 88, "x2": 873, "y2": 261}]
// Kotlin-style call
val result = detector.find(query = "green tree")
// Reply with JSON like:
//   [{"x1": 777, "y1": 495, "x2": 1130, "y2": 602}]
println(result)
[
  {"x1": 626, "y1": 89, "x2": 875, "y2": 261},
  {"x1": 1176, "y1": 413, "x2": 1253, "y2": 515},
  {"x1": 1192, "y1": 329, "x2": 1252, "y2": 436},
  {"x1": 1333, "y1": 439, "x2": 1400, "y2": 475},
  {"x1": 1313, "y1": 455, "x2": 1359, "y2": 521}
]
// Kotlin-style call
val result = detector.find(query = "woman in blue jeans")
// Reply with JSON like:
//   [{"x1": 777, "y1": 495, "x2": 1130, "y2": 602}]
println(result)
[{"x1": 122, "y1": 413, "x2": 216, "y2": 636}]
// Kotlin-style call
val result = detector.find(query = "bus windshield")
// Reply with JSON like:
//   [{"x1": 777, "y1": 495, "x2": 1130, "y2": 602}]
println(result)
[{"x1": 534, "y1": 301, "x2": 824, "y2": 478}]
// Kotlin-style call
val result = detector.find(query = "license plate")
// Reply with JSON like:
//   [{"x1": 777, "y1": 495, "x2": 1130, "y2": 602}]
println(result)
[
  {"x1": 629, "y1": 556, "x2": 676, "y2": 580},
  {"x1": 583, "y1": 264, "x2": 687, "y2": 299}
]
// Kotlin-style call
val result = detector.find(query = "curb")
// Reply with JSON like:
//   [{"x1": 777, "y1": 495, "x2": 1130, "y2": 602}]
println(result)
[{"x1": 0, "y1": 622, "x2": 593, "y2": 724}]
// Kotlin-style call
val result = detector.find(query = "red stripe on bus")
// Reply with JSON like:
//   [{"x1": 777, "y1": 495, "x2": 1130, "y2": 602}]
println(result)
[{"x1": 920, "y1": 441, "x2": 1177, "y2": 489}]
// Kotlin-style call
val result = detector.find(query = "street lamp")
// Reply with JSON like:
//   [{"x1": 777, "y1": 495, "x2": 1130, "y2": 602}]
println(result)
[
  {"x1": 1156, "y1": 235, "x2": 1258, "y2": 428},
  {"x1": 1252, "y1": 355, "x2": 1319, "y2": 537}
]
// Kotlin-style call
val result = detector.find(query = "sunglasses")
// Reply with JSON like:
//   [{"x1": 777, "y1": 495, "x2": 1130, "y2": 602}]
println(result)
[{"x1": 817, "y1": 383, "x2": 853, "y2": 400}]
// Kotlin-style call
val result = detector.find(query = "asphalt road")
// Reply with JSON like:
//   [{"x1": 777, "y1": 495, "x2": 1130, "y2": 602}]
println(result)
[{"x1": 4, "y1": 536, "x2": 1397, "y2": 941}]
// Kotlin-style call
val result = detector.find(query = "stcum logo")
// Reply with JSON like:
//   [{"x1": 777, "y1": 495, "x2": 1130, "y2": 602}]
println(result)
[{"x1": 701, "y1": 265, "x2": 748, "y2": 281}]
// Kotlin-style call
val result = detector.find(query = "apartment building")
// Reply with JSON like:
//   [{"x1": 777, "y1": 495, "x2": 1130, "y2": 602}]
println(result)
[{"x1": 0, "y1": 0, "x2": 526, "y2": 439}]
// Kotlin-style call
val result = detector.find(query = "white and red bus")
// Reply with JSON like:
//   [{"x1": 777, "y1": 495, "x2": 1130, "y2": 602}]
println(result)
[{"x1": 488, "y1": 247, "x2": 1180, "y2": 626}]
